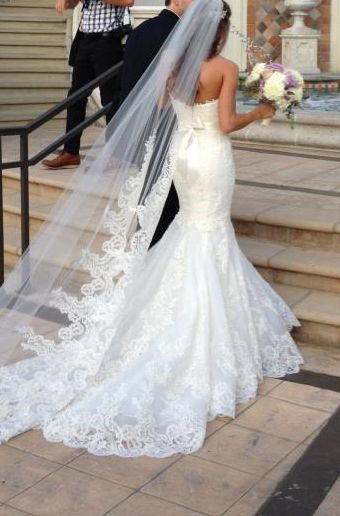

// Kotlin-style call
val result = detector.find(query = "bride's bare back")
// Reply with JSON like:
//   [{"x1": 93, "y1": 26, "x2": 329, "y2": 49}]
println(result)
[
  {"x1": 195, "y1": 56, "x2": 230, "y2": 104},
  {"x1": 195, "y1": 56, "x2": 275, "y2": 133}
]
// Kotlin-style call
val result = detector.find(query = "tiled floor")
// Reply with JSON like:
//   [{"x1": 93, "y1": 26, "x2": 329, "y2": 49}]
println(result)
[
  {"x1": 315, "y1": 477, "x2": 340, "y2": 516},
  {"x1": 0, "y1": 343, "x2": 339, "y2": 516}
]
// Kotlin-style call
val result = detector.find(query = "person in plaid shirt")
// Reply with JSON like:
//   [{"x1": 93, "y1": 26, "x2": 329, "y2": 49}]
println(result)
[{"x1": 43, "y1": 0, "x2": 134, "y2": 169}]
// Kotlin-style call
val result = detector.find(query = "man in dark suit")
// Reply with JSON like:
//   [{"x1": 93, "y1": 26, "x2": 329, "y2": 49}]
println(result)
[{"x1": 120, "y1": 0, "x2": 192, "y2": 247}]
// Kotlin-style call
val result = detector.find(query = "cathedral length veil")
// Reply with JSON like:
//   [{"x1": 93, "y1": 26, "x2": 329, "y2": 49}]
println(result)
[{"x1": 0, "y1": 0, "x2": 227, "y2": 443}]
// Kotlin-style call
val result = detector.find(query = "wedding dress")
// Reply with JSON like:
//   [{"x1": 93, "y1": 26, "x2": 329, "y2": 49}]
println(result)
[{"x1": 0, "y1": 97, "x2": 303, "y2": 457}]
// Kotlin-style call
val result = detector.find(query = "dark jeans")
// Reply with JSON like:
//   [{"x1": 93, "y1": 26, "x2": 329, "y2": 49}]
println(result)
[{"x1": 64, "y1": 31, "x2": 123, "y2": 155}]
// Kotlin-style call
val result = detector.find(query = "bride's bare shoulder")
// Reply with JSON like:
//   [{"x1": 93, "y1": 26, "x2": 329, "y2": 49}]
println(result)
[
  {"x1": 216, "y1": 56, "x2": 239, "y2": 75},
  {"x1": 204, "y1": 55, "x2": 238, "y2": 74}
]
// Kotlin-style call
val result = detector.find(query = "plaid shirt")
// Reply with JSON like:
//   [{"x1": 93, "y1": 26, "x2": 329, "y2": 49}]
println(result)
[{"x1": 80, "y1": 0, "x2": 130, "y2": 34}]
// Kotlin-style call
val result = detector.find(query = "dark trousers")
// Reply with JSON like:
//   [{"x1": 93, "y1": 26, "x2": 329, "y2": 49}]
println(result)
[
  {"x1": 136, "y1": 115, "x2": 180, "y2": 248},
  {"x1": 64, "y1": 31, "x2": 123, "y2": 155},
  {"x1": 150, "y1": 183, "x2": 179, "y2": 247}
]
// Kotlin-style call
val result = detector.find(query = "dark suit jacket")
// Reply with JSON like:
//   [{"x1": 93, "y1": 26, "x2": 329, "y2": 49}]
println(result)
[
  {"x1": 120, "y1": 9, "x2": 179, "y2": 102},
  {"x1": 120, "y1": 10, "x2": 180, "y2": 248}
]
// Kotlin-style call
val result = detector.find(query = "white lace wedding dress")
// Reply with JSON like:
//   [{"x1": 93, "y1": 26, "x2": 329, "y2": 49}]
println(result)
[{"x1": 0, "y1": 99, "x2": 303, "y2": 457}]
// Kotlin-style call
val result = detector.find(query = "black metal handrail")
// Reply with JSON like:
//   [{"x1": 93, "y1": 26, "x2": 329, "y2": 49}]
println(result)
[{"x1": 0, "y1": 61, "x2": 123, "y2": 285}]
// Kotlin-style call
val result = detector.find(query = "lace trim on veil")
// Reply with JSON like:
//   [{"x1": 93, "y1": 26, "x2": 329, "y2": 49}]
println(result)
[{"x1": 19, "y1": 135, "x2": 174, "y2": 357}]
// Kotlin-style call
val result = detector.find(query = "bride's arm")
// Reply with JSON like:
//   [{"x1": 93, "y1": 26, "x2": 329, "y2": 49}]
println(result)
[{"x1": 218, "y1": 62, "x2": 274, "y2": 134}]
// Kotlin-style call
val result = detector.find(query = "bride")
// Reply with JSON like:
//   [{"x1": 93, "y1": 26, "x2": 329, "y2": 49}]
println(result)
[{"x1": 0, "y1": 0, "x2": 303, "y2": 458}]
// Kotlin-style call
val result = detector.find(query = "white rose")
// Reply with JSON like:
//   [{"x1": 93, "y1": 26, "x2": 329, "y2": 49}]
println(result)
[
  {"x1": 263, "y1": 72, "x2": 285, "y2": 101},
  {"x1": 245, "y1": 62, "x2": 266, "y2": 86},
  {"x1": 253, "y1": 62, "x2": 266, "y2": 76}
]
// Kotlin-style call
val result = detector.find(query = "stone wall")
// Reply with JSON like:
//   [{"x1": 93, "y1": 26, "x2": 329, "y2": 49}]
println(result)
[{"x1": 247, "y1": 0, "x2": 330, "y2": 71}]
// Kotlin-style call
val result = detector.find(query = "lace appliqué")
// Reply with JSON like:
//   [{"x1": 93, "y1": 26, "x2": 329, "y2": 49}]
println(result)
[{"x1": 20, "y1": 134, "x2": 173, "y2": 356}]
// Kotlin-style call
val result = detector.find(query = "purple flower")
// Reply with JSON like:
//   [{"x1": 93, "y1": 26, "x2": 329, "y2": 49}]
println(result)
[
  {"x1": 284, "y1": 72, "x2": 298, "y2": 89},
  {"x1": 266, "y1": 62, "x2": 284, "y2": 72}
]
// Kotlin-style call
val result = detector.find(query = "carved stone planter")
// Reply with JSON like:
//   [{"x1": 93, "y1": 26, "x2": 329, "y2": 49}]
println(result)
[{"x1": 281, "y1": 0, "x2": 321, "y2": 74}]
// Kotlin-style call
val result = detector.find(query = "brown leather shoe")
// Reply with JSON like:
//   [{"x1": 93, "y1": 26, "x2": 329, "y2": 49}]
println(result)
[{"x1": 42, "y1": 152, "x2": 80, "y2": 169}]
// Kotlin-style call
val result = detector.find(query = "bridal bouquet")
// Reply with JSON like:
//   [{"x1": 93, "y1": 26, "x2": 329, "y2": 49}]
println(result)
[{"x1": 244, "y1": 62, "x2": 305, "y2": 126}]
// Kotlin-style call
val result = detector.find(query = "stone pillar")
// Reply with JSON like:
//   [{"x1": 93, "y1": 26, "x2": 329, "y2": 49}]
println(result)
[
  {"x1": 281, "y1": 0, "x2": 320, "y2": 74},
  {"x1": 330, "y1": 0, "x2": 340, "y2": 72}
]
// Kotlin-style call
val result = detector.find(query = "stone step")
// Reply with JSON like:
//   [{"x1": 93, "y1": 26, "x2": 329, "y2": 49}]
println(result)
[
  {"x1": 233, "y1": 140, "x2": 340, "y2": 160},
  {"x1": 0, "y1": 118, "x2": 65, "y2": 128},
  {"x1": 3, "y1": 220, "x2": 339, "y2": 348},
  {"x1": 1, "y1": 155, "x2": 107, "y2": 202},
  {"x1": 0, "y1": 60, "x2": 70, "y2": 72},
  {"x1": 5, "y1": 171, "x2": 340, "y2": 280},
  {"x1": 0, "y1": 13, "x2": 68, "y2": 24},
  {"x1": 0, "y1": 31, "x2": 65, "y2": 48},
  {"x1": 0, "y1": 90, "x2": 69, "y2": 106},
  {"x1": 271, "y1": 284, "x2": 340, "y2": 348},
  {"x1": 0, "y1": 93, "x2": 69, "y2": 106},
  {"x1": 3, "y1": 227, "x2": 21, "y2": 270},
  {"x1": 0, "y1": 6, "x2": 62, "y2": 17},
  {"x1": 0, "y1": 110, "x2": 67, "y2": 124},
  {"x1": 3, "y1": 183, "x2": 109, "y2": 233},
  {"x1": 232, "y1": 196, "x2": 340, "y2": 251},
  {"x1": 3, "y1": 199, "x2": 109, "y2": 273},
  {"x1": 3, "y1": 169, "x2": 73, "y2": 203},
  {"x1": 1, "y1": 91, "x2": 69, "y2": 114},
  {"x1": 1, "y1": 46, "x2": 67, "y2": 59},
  {"x1": 1, "y1": 78, "x2": 70, "y2": 89},
  {"x1": 0, "y1": 0, "x2": 70, "y2": 125},
  {"x1": 0, "y1": 71, "x2": 71, "y2": 81},
  {"x1": 0, "y1": 33, "x2": 66, "y2": 47},
  {"x1": 0, "y1": 0, "x2": 56, "y2": 7},
  {"x1": 0, "y1": 20, "x2": 67, "y2": 33},
  {"x1": 2, "y1": 102, "x2": 68, "y2": 114},
  {"x1": 2, "y1": 164, "x2": 340, "y2": 348},
  {"x1": 238, "y1": 235, "x2": 340, "y2": 294}
]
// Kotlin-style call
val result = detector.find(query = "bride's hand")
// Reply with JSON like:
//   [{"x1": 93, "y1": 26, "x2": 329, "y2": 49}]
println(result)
[{"x1": 255, "y1": 103, "x2": 276, "y2": 120}]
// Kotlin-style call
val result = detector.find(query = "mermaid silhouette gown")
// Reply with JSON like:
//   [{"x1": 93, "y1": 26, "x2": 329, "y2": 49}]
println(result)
[{"x1": 0, "y1": 99, "x2": 303, "y2": 457}]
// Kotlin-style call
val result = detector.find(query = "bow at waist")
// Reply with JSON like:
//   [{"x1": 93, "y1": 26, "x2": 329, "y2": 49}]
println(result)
[{"x1": 174, "y1": 119, "x2": 203, "y2": 156}]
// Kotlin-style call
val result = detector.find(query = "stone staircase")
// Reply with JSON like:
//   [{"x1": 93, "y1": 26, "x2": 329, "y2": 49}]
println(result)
[
  {"x1": 0, "y1": 0, "x2": 71, "y2": 125},
  {"x1": 233, "y1": 189, "x2": 340, "y2": 348},
  {"x1": 2, "y1": 161, "x2": 340, "y2": 349}
]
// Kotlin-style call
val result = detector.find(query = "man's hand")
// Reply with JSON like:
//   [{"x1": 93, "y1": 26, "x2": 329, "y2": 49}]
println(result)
[
  {"x1": 55, "y1": 0, "x2": 80, "y2": 13},
  {"x1": 55, "y1": 0, "x2": 67, "y2": 13}
]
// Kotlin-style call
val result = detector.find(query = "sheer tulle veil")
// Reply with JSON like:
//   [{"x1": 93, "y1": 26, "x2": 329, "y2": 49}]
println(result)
[{"x1": 0, "y1": 0, "x2": 224, "y2": 387}]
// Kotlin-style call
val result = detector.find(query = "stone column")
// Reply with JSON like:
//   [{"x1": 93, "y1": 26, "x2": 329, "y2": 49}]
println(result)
[
  {"x1": 330, "y1": 0, "x2": 340, "y2": 72},
  {"x1": 281, "y1": 0, "x2": 321, "y2": 74}
]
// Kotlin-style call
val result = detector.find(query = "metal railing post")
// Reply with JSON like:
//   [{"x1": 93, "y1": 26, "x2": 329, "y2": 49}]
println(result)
[
  {"x1": 0, "y1": 137, "x2": 4, "y2": 285},
  {"x1": 20, "y1": 132, "x2": 30, "y2": 254}
]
